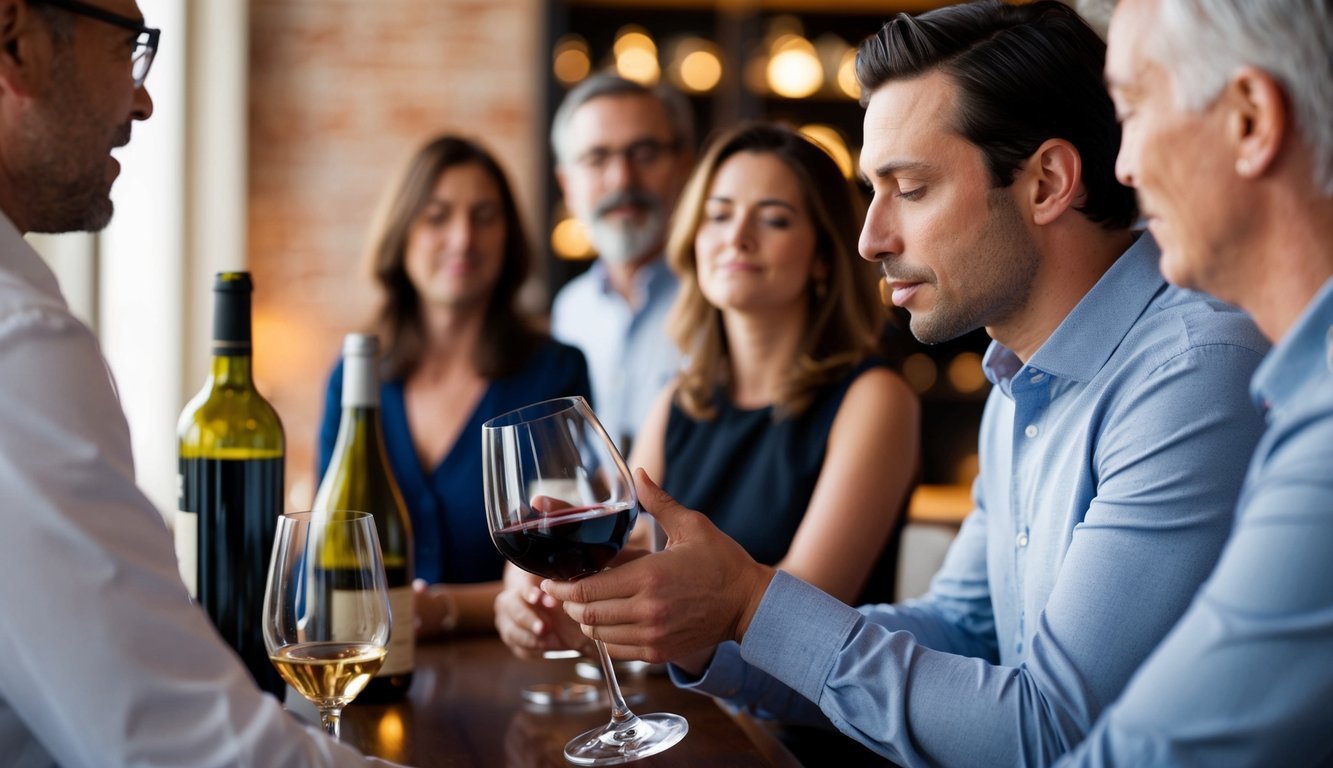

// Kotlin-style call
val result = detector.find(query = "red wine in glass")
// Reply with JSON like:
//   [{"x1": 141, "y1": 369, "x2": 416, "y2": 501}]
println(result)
[
  {"x1": 483, "y1": 396, "x2": 687, "y2": 765},
  {"x1": 493, "y1": 502, "x2": 636, "y2": 581}
]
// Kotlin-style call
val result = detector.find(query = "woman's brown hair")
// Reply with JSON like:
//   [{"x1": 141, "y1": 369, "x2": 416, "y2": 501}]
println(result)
[{"x1": 666, "y1": 122, "x2": 884, "y2": 419}]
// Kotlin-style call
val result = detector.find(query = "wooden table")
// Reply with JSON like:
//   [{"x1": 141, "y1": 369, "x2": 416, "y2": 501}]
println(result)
[{"x1": 293, "y1": 634, "x2": 801, "y2": 767}]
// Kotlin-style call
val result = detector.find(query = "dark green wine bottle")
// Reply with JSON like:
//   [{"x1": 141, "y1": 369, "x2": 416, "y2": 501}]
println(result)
[
  {"x1": 312, "y1": 333, "x2": 415, "y2": 700},
  {"x1": 176, "y1": 272, "x2": 286, "y2": 698}
]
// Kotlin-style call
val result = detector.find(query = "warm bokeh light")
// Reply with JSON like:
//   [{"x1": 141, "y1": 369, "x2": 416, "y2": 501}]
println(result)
[
  {"x1": 947, "y1": 352, "x2": 988, "y2": 394},
  {"x1": 614, "y1": 27, "x2": 655, "y2": 57},
  {"x1": 676, "y1": 44, "x2": 722, "y2": 93},
  {"x1": 552, "y1": 216, "x2": 595, "y2": 260},
  {"x1": 376, "y1": 710, "x2": 408, "y2": 764},
  {"x1": 902, "y1": 353, "x2": 939, "y2": 394},
  {"x1": 553, "y1": 35, "x2": 591, "y2": 86},
  {"x1": 837, "y1": 48, "x2": 861, "y2": 100},
  {"x1": 614, "y1": 27, "x2": 660, "y2": 85},
  {"x1": 954, "y1": 453, "x2": 980, "y2": 486},
  {"x1": 767, "y1": 35, "x2": 822, "y2": 98},
  {"x1": 799, "y1": 124, "x2": 853, "y2": 179}
]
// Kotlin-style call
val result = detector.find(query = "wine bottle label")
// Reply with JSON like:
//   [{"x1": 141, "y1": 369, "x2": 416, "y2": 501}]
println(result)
[
  {"x1": 332, "y1": 585, "x2": 414, "y2": 676},
  {"x1": 174, "y1": 509, "x2": 199, "y2": 598}
]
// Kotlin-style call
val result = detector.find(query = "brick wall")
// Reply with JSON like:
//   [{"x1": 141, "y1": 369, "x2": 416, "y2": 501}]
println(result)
[{"x1": 247, "y1": 0, "x2": 546, "y2": 507}]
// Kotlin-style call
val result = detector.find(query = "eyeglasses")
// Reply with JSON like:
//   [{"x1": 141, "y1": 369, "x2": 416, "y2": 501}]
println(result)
[
  {"x1": 574, "y1": 139, "x2": 678, "y2": 173},
  {"x1": 33, "y1": 0, "x2": 160, "y2": 88}
]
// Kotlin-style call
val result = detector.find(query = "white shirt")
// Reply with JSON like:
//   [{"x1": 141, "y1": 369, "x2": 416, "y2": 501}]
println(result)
[{"x1": 0, "y1": 214, "x2": 394, "y2": 767}]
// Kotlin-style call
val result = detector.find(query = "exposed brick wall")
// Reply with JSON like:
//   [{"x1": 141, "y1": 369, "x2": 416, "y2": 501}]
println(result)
[{"x1": 247, "y1": 0, "x2": 546, "y2": 507}]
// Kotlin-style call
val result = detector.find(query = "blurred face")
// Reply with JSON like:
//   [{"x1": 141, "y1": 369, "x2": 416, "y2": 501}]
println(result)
[
  {"x1": 557, "y1": 93, "x2": 689, "y2": 266},
  {"x1": 694, "y1": 151, "x2": 820, "y2": 316},
  {"x1": 21, "y1": 0, "x2": 154, "y2": 233},
  {"x1": 1107, "y1": 0, "x2": 1241, "y2": 297},
  {"x1": 858, "y1": 71, "x2": 1039, "y2": 345},
  {"x1": 404, "y1": 163, "x2": 507, "y2": 311}
]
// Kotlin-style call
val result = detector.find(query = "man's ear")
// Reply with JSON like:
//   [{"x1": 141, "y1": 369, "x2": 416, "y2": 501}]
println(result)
[
  {"x1": 1225, "y1": 66, "x2": 1286, "y2": 179},
  {"x1": 1022, "y1": 138, "x2": 1083, "y2": 226},
  {"x1": 0, "y1": 0, "x2": 50, "y2": 99}
]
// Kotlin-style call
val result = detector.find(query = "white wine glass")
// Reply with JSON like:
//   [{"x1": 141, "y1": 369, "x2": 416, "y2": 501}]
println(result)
[
  {"x1": 263, "y1": 510, "x2": 391, "y2": 740},
  {"x1": 482, "y1": 396, "x2": 687, "y2": 765}
]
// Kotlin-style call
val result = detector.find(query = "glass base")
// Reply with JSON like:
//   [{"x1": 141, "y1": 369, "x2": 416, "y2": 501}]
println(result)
[{"x1": 564, "y1": 712, "x2": 688, "y2": 766}]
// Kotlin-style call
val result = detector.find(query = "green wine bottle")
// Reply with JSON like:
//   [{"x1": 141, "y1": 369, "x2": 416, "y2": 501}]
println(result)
[
  {"x1": 313, "y1": 333, "x2": 415, "y2": 700},
  {"x1": 176, "y1": 271, "x2": 286, "y2": 697}
]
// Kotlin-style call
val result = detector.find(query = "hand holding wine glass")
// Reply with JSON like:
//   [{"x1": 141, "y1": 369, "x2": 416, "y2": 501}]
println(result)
[
  {"x1": 263, "y1": 510, "x2": 391, "y2": 740},
  {"x1": 482, "y1": 396, "x2": 687, "y2": 765}
]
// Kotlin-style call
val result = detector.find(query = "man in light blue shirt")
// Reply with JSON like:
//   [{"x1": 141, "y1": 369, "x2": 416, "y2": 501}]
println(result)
[
  {"x1": 538, "y1": 4, "x2": 1269, "y2": 766},
  {"x1": 549, "y1": 74, "x2": 694, "y2": 450},
  {"x1": 1059, "y1": 0, "x2": 1333, "y2": 764}
]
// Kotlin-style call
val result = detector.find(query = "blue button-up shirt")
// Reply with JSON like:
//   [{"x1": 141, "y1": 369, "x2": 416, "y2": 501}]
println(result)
[
  {"x1": 677, "y1": 235, "x2": 1270, "y2": 767},
  {"x1": 1060, "y1": 276, "x2": 1333, "y2": 768},
  {"x1": 551, "y1": 257, "x2": 679, "y2": 449}
]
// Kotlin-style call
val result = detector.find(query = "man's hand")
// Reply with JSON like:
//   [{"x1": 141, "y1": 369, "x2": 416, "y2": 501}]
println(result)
[
  {"x1": 494, "y1": 563, "x2": 592, "y2": 659},
  {"x1": 540, "y1": 469, "x2": 775, "y2": 664}
]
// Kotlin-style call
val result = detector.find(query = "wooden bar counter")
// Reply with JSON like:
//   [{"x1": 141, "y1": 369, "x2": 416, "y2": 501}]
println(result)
[{"x1": 292, "y1": 633, "x2": 801, "y2": 767}]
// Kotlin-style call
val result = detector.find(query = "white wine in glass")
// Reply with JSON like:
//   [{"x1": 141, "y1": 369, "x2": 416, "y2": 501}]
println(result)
[
  {"x1": 263, "y1": 510, "x2": 391, "y2": 739},
  {"x1": 482, "y1": 396, "x2": 687, "y2": 765}
]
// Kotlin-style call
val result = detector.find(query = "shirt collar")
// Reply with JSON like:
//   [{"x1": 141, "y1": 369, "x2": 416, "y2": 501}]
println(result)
[
  {"x1": 1251, "y1": 274, "x2": 1333, "y2": 417},
  {"x1": 592, "y1": 253, "x2": 672, "y2": 298},
  {"x1": 985, "y1": 231, "x2": 1164, "y2": 388},
  {"x1": 0, "y1": 212, "x2": 66, "y2": 305}
]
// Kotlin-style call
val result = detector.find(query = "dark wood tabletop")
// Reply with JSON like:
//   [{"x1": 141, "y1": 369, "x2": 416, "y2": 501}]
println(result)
[{"x1": 293, "y1": 633, "x2": 802, "y2": 767}]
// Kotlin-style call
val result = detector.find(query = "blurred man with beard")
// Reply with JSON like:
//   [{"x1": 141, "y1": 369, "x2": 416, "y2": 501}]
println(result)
[{"x1": 549, "y1": 73, "x2": 694, "y2": 451}]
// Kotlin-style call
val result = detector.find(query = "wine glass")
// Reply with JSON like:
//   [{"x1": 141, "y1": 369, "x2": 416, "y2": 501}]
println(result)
[
  {"x1": 263, "y1": 510, "x2": 391, "y2": 740},
  {"x1": 482, "y1": 396, "x2": 688, "y2": 765}
]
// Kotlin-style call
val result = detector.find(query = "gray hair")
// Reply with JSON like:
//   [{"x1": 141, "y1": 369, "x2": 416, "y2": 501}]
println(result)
[
  {"x1": 550, "y1": 72, "x2": 695, "y2": 166},
  {"x1": 1150, "y1": 0, "x2": 1333, "y2": 195}
]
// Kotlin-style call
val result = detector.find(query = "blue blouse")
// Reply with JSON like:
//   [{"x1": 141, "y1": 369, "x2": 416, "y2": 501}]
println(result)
[{"x1": 317, "y1": 339, "x2": 593, "y2": 585}]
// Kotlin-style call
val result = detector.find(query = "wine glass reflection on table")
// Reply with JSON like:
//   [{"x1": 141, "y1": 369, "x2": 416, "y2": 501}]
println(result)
[
  {"x1": 263, "y1": 510, "x2": 392, "y2": 740},
  {"x1": 483, "y1": 396, "x2": 687, "y2": 765}
]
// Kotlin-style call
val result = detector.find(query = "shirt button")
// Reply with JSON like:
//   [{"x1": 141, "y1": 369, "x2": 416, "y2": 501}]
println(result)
[
  {"x1": 1030, "y1": 372, "x2": 1046, "y2": 384},
  {"x1": 1024, "y1": 424, "x2": 1039, "y2": 438},
  {"x1": 1016, "y1": 531, "x2": 1029, "y2": 548}
]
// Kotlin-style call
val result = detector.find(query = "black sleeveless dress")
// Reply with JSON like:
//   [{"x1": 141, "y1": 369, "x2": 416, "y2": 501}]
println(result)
[{"x1": 662, "y1": 357, "x2": 907, "y2": 605}]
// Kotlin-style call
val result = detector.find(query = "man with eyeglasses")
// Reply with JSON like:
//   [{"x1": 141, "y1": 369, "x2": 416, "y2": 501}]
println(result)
[
  {"x1": 547, "y1": 73, "x2": 695, "y2": 455},
  {"x1": 0, "y1": 1, "x2": 397, "y2": 764}
]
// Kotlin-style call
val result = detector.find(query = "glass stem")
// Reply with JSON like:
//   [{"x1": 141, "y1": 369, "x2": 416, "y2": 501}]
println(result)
[
  {"x1": 319, "y1": 707, "x2": 342, "y2": 740},
  {"x1": 592, "y1": 639, "x2": 635, "y2": 724}
]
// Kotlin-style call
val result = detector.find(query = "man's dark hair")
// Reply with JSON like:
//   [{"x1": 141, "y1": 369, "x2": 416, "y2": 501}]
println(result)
[{"x1": 856, "y1": 0, "x2": 1137, "y2": 230}]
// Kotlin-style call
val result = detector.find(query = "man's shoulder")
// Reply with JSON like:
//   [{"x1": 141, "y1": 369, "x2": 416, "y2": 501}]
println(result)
[
  {"x1": 0, "y1": 270, "x2": 83, "y2": 348},
  {"x1": 1132, "y1": 285, "x2": 1269, "y2": 361}
]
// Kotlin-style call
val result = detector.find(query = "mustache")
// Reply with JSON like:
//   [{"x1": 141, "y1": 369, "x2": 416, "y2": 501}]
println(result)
[
  {"x1": 878, "y1": 261, "x2": 931, "y2": 285},
  {"x1": 593, "y1": 189, "x2": 662, "y2": 220},
  {"x1": 112, "y1": 124, "x2": 133, "y2": 149}
]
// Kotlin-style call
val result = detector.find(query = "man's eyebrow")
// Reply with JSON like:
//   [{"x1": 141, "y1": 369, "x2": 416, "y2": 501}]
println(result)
[{"x1": 861, "y1": 161, "x2": 931, "y2": 183}]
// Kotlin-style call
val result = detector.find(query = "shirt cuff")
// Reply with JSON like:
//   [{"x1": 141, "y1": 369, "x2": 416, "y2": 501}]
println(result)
[
  {"x1": 738, "y1": 570, "x2": 863, "y2": 703},
  {"x1": 668, "y1": 642, "x2": 746, "y2": 698}
]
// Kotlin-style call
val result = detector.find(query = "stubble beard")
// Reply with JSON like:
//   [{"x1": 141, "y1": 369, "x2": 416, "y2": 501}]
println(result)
[
  {"x1": 907, "y1": 188, "x2": 1040, "y2": 345},
  {"x1": 19, "y1": 52, "x2": 116, "y2": 234}
]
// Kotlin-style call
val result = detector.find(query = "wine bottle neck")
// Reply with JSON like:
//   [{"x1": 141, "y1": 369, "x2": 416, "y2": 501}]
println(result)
[
  {"x1": 342, "y1": 351, "x2": 380, "y2": 408},
  {"x1": 209, "y1": 354, "x2": 255, "y2": 388}
]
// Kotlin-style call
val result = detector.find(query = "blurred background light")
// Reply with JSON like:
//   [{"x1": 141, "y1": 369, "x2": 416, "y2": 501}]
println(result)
[
  {"x1": 767, "y1": 34, "x2": 822, "y2": 98},
  {"x1": 553, "y1": 34, "x2": 591, "y2": 86},
  {"x1": 947, "y1": 352, "x2": 987, "y2": 393},
  {"x1": 551, "y1": 214, "x2": 595, "y2": 260},
  {"x1": 668, "y1": 36, "x2": 722, "y2": 94},
  {"x1": 614, "y1": 26, "x2": 660, "y2": 85}
]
